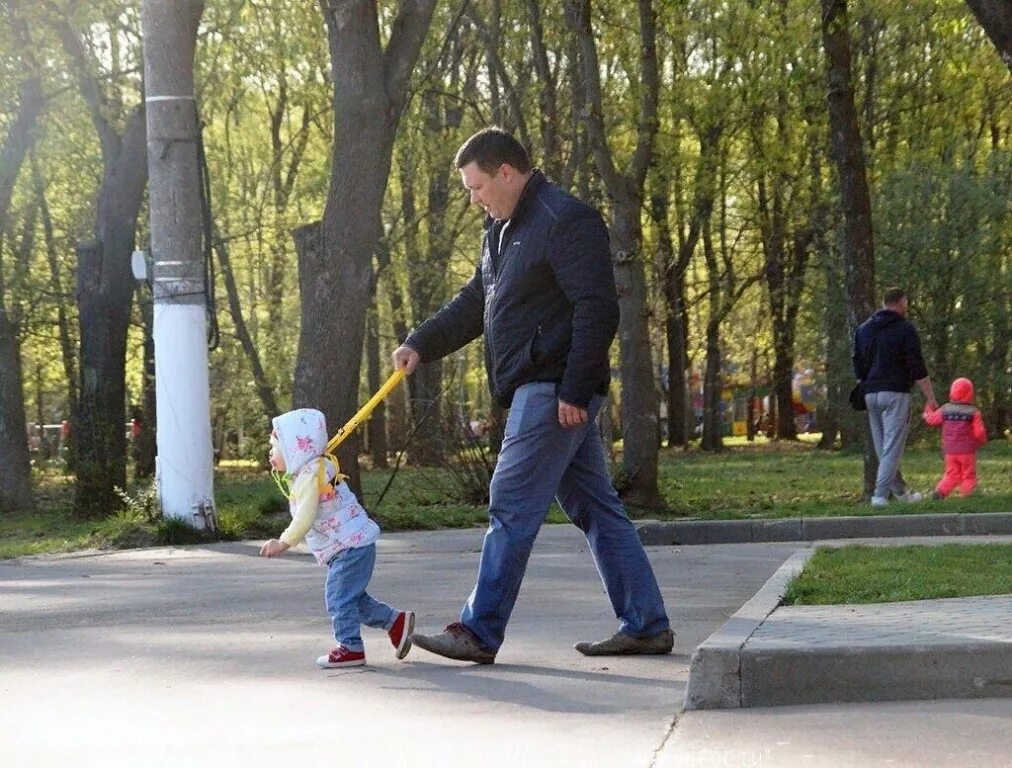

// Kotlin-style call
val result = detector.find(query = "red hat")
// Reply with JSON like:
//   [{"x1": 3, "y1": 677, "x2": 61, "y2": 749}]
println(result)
[{"x1": 949, "y1": 377, "x2": 974, "y2": 403}]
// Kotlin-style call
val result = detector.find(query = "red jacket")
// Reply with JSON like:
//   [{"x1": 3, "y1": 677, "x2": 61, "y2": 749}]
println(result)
[{"x1": 923, "y1": 378, "x2": 987, "y2": 455}]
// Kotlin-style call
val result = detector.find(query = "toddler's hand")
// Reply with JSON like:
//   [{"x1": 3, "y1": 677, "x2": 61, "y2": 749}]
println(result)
[{"x1": 260, "y1": 539, "x2": 290, "y2": 558}]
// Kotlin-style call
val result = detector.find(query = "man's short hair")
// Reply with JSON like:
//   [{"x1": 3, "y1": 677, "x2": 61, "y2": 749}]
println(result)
[
  {"x1": 454, "y1": 127, "x2": 532, "y2": 175},
  {"x1": 883, "y1": 287, "x2": 906, "y2": 305}
]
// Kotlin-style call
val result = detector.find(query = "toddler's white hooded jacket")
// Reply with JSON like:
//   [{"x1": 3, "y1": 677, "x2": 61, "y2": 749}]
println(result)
[{"x1": 271, "y1": 408, "x2": 379, "y2": 565}]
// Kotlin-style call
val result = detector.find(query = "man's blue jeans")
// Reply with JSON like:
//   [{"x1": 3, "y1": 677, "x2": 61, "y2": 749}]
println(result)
[
  {"x1": 460, "y1": 382, "x2": 670, "y2": 651},
  {"x1": 325, "y1": 544, "x2": 396, "y2": 652},
  {"x1": 865, "y1": 390, "x2": 912, "y2": 499}
]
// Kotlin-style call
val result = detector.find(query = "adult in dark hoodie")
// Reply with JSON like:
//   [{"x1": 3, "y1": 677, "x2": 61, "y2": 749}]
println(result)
[
  {"x1": 392, "y1": 128, "x2": 671, "y2": 664},
  {"x1": 853, "y1": 287, "x2": 937, "y2": 505}
]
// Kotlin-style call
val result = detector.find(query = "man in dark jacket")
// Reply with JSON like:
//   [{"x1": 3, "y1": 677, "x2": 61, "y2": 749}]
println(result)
[
  {"x1": 392, "y1": 127, "x2": 672, "y2": 663},
  {"x1": 853, "y1": 287, "x2": 937, "y2": 506}
]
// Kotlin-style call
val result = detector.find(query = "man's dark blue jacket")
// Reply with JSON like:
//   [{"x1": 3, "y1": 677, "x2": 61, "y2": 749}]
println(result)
[
  {"x1": 853, "y1": 309, "x2": 929, "y2": 394},
  {"x1": 405, "y1": 170, "x2": 619, "y2": 409}
]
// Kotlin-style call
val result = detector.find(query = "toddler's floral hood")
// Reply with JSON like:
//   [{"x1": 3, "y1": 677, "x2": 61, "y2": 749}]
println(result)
[{"x1": 271, "y1": 408, "x2": 328, "y2": 476}]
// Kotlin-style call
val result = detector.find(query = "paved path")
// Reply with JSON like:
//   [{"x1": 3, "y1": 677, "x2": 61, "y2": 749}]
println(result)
[
  {"x1": 0, "y1": 526, "x2": 792, "y2": 768},
  {"x1": 4, "y1": 529, "x2": 1010, "y2": 767},
  {"x1": 656, "y1": 697, "x2": 1012, "y2": 768}
]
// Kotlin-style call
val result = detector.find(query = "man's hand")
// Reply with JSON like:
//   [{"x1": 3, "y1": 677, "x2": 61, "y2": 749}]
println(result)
[
  {"x1": 260, "y1": 539, "x2": 290, "y2": 558},
  {"x1": 558, "y1": 400, "x2": 588, "y2": 429},
  {"x1": 392, "y1": 345, "x2": 420, "y2": 375},
  {"x1": 916, "y1": 376, "x2": 937, "y2": 412}
]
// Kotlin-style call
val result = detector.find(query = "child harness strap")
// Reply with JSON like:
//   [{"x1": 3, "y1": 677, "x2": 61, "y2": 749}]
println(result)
[{"x1": 272, "y1": 369, "x2": 407, "y2": 499}]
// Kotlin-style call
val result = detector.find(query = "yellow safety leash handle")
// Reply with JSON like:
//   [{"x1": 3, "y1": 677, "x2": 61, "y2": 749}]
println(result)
[{"x1": 325, "y1": 368, "x2": 406, "y2": 455}]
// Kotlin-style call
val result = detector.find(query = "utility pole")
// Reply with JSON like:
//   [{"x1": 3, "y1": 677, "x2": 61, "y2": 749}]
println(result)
[{"x1": 141, "y1": 1, "x2": 215, "y2": 529}]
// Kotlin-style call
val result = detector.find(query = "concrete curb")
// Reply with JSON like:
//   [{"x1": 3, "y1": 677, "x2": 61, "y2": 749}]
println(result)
[
  {"x1": 740, "y1": 638, "x2": 1012, "y2": 707},
  {"x1": 637, "y1": 512, "x2": 1012, "y2": 546},
  {"x1": 739, "y1": 594, "x2": 1012, "y2": 707},
  {"x1": 683, "y1": 548, "x2": 814, "y2": 710},
  {"x1": 685, "y1": 548, "x2": 1012, "y2": 710}
]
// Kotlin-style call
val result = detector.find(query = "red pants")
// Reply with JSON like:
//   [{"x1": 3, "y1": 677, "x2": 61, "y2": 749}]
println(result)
[{"x1": 936, "y1": 454, "x2": 978, "y2": 497}]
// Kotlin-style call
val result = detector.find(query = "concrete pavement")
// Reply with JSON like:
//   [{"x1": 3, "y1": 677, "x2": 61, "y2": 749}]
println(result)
[
  {"x1": 0, "y1": 526, "x2": 791, "y2": 768},
  {"x1": 655, "y1": 697, "x2": 1012, "y2": 768},
  {"x1": 4, "y1": 527, "x2": 1011, "y2": 767}
]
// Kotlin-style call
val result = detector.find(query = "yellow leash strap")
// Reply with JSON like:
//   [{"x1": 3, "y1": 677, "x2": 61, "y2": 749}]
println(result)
[
  {"x1": 325, "y1": 368, "x2": 406, "y2": 456},
  {"x1": 274, "y1": 370, "x2": 407, "y2": 500}
]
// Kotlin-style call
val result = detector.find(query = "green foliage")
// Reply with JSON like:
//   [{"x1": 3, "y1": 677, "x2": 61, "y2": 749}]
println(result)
[
  {"x1": 113, "y1": 482, "x2": 160, "y2": 524},
  {"x1": 784, "y1": 543, "x2": 1012, "y2": 605},
  {"x1": 215, "y1": 466, "x2": 288, "y2": 540},
  {"x1": 3, "y1": 0, "x2": 1011, "y2": 511},
  {"x1": 88, "y1": 483, "x2": 216, "y2": 548},
  {"x1": 876, "y1": 152, "x2": 1012, "y2": 395},
  {"x1": 87, "y1": 484, "x2": 161, "y2": 550}
]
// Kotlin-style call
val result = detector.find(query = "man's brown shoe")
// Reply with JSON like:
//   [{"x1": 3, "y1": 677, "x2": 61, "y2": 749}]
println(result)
[
  {"x1": 574, "y1": 628, "x2": 675, "y2": 656},
  {"x1": 410, "y1": 621, "x2": 496, "y2": 665}
]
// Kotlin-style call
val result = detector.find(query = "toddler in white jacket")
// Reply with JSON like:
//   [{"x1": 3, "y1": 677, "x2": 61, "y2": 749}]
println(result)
[{"x1": 260, "y1": 408, "x2": 413, "y2": 668}]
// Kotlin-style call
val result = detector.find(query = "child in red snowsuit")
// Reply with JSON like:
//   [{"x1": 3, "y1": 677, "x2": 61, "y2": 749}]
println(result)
[{"x1": 923, "y1": 377, "x2": 987, "y2": 498}]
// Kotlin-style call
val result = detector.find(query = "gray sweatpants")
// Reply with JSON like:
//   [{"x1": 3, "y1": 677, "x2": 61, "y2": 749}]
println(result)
[{"x1": 865, "y1": 391, "x2": 911, "y2": 499}]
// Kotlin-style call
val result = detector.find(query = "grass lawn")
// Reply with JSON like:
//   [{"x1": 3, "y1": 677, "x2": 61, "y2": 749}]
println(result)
[
  {"x1": 783, "y1": 543, "x2": 1012, "y2": 605},
  {"x1": 2, "y1": 438, "x2": 1009, "y2": 559},
  {"x1": 652, "y1": 436, "x2": 1012, "y2": 520}
]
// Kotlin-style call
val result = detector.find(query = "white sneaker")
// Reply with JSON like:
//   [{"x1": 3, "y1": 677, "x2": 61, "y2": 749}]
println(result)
[
  {"x1": 870, "y1": 496, "x2": 889, "y2": 507},
  {"x1": 898, "y1": 491, "x2": 924, "y2": 503}
]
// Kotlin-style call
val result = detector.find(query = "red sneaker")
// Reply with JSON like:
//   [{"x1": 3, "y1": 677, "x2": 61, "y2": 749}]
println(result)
[
  {"x1": 388, "y1": 610, "x2": 415, "y2": 660},
  {"x1": 316, "y1": 646, "x2": 366, "y2": 668}
]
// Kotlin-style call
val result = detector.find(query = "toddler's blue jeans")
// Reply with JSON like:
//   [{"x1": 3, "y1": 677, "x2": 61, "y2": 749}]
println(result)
[{"x1": 325, "y1": 544, "x2": 396, "y2": 651}]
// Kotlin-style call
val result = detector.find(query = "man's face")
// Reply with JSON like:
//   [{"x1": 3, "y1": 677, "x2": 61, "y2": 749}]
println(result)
[
  {"x1": 895, "y1": 297, "x2": 909, "y2": 317},
  {"x1": 459, "y1": 161, "x2": 519, "y2": 220}
]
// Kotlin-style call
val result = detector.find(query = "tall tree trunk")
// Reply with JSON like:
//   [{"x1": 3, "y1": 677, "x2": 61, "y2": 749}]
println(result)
[
  {"x1": 0, "y1": 7, "x2": 41, "y2": 228},
  {"x1": 567, "y1": 0, "x2": 662, "y2": 508},
  {"x1": 73, "y1": 110, "x2": 147, "y2": 517},
  {"x1": 983, "y1": 250, "x2": 1010, "y2": 436},
  {"x1": 822, "y1": 0, "x2": 878, "y2": 495},
  {"x1": 52, "y1": 14, "x2": 150, "y2": 516},
  {"x1": 524, "y1": 0, "x2": 563, "y2": 183},
  {"x1": 365, "y1": 295, "x2": 388, "y2": 469},
  {"x1": 0, "y1": 4, "x2": 42, "y2": 512},
  {"x1": 650, "y1": 169, "x2": 685, "y2": 448},
  {"x1": 32, "y1": 159, "x2": 78, "y2": 426},
  {"x1": 133, "y1": 282, "x2": 156, "y2": 478},
  {"x1": 266, "y1": 80, "x2": 312, "y2": 402},
  {"x1": 0, "y1": 289, "x2": 33, "y2": 512},
  {"x1": 700, "y1": 222, "x2": 723, "y2": 452},
  {"x1": 700, "y1": 146, "x2": 760, "y2": 451},
  {"x1": 292, "y1": 0, "x2": 436, "y2": 496},
  {"x1": 406, "y1": 84, "x2": 463, "y2": 466},
  {"x1": 214, "y1": 230, "x2": 279, "y2": 432},
  {"x1": 965, "y1": 0, "x2": 1012, "y2": 71},
  {"x1": 673, "y1": 122, "x2": 721, "y2": 448},
  {"x1": 565, "y1": 33, "x2": 592, "y2": 201},
  {"x1": 757, "y1": 170, "x2": 800, "y2": 442},
  {"x1": 384, "y1": 286, "x2": 409, "y2": 458},
  {"x1": 0, "y1": 212, "x2": 34, "y2": 512},
  {"x1": 466, "y1": 3, "x2": 531, "y2": 148}
]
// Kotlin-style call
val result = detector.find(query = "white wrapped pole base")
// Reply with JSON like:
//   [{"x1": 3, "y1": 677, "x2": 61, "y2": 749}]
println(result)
[{"x1": 153, "y1": 303, "x2": 216, "y2": 528}]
